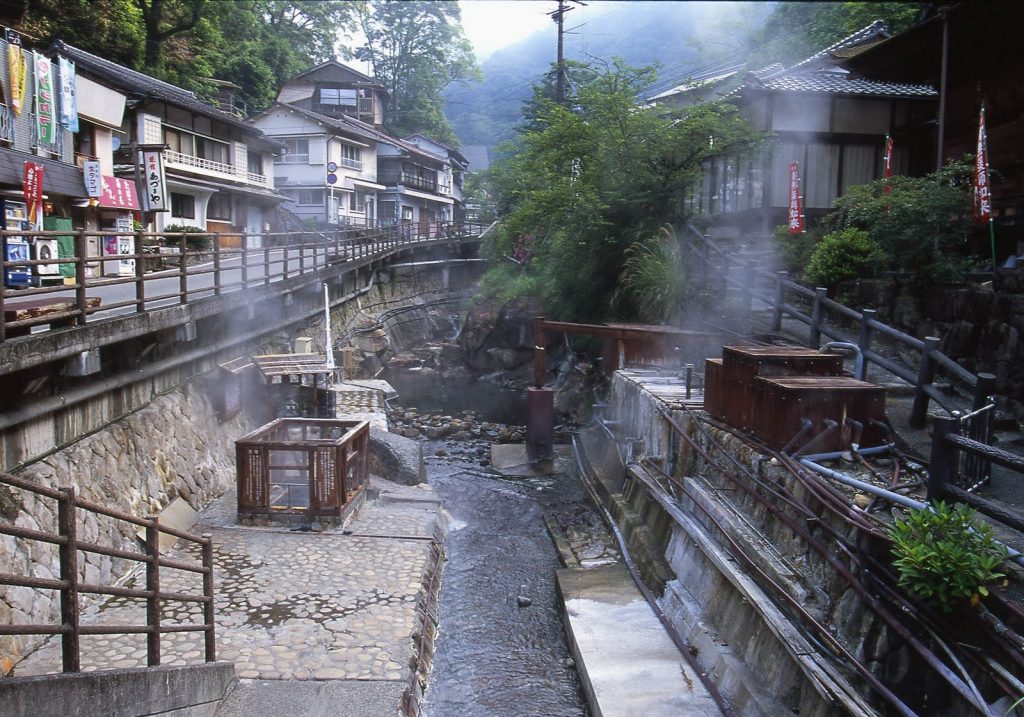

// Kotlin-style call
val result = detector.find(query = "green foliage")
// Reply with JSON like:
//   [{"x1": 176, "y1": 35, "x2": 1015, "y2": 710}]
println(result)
[
  {"x1": 163, "y1": 223, "x2": 210, "y2": 251},
  {"x1": 350, "y1": 0, "x2": 479, "y2": 144},
  {"x1": 613, "y1": 226, "x2": 695, "y2": 323},
  {"x1": 805, "y1": 228, "x2": 885, "y2": 288},
  {"x1": 825, "y1": 158, "x2": 975, "y2": 284},
  {"x1": 889, "y1": 502, "x2": 1008, "y2": 613},
  {"x1": 485, "y1": 60, "x2": 761, "y2": 322},
  {"x1": 773, "y1": 223, "x2": 821, "y2": 278}
]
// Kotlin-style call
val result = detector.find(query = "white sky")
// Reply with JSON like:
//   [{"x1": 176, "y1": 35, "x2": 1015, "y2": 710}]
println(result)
[{"x1": 459, "y1": 0, "x2": 617, "y2": 61}]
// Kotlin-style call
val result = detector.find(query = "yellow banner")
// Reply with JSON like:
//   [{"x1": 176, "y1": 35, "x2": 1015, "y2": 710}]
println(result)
[{"x1": 6, "y1": 31, "x2": 26, "y2": 116}]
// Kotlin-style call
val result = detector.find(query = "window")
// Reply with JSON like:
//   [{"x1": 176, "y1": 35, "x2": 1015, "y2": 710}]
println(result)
[
  {"x1": 319, "y1": 88, "x2": 357, "y2": 108},
  {"x1": 208, "y1": 193, "x2": 232, "y2": 221},
  {"x1": 247, "y1": 150, "x2": 263, "y2": 175},
  {"x1": 341, "y1": 143, "x2": 362, "y2": 170},
  {"x1": 278, "y1": 138, "x2": 310, "y2": 164},
  {"x1": 289, "y1": 189, "x2": 324, "y2": 206},
  {"x1": 164, "y1": 127, "x2": 194, "y2": 155},
  {"x1": 380, "y1": 200, "x2": 397, "y2": 223},
  {"x1": 171, "y1": 193, "x2": 195, "y2": 219},
  {"x1": 349, "y1": 191, "x2": 365, "y2": 212},
  {"x1": 197, "y1": 137, "x2": 229, "y2": 165}
]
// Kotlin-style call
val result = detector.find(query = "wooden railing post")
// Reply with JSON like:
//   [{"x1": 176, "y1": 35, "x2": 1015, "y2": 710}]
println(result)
[
  {"x1": 178, "y1": 233, "x2": 188, "y2": 304},
  {"x1": 213, "y1": 233, "x2": 222, "y2": 296},
  {"x1": 808, "y1": 287, "x2": 826, "y2": 348},
  {"x1": 241, "y1": 235, "x2": 249, "y2": 289},
  {"x1": 855, "y1": 308, "x2": 876, "y2": 381},
  {"x1": 145, "y1": 517, "x2": 161, "y2": 667},
  {"x1": 282, "y1": 235, "x2": 291, "y2": 280},
  {"x1": 263, "y1": 244, "x2": 270, "y2": 287},
  {"x1": 910, "y1": 336, "x2": 941, "y2": 429},
  {"x1": 202, "y1": 533, "x2": 216, "y2": 662},
  {"x1": 970, "y1": 372, "x2": 997, "y2": 484},
  {"x1": 74, "y1": 230, "x2": 88, "y2": 326},
  {"x1": 57, "y1": 486, "x2": 80, "y2": 673},
  {"x1": 134, "y1": 230, "x2": 146, "y2": 313},
  {"x1": 928, "y1": 413, "x2": 959, "y2": 501},
  {"x1": 741, "y1": 260, "x2": 755, "y2": 327},
  {"x1": 771, "y1": 271, "x2": 788, "y2": 332}
]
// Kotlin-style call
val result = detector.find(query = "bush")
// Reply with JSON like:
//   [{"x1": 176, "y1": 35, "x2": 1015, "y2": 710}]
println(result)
[
  {"x1": 889, "y1": 501, "x2": 1007, "y2": 613},
  {"x1": 163, "y1": 223, "x2": 212, "y2": 252},
  {"x1": 804, "y1": 228, "x2": 885, "y2": 289},
  {"x1": 773, "y1": 223, "x2": 822, "y2": 279},
  {"x1": 613, "y1": 226, "x2": 694, "y2": 322}
]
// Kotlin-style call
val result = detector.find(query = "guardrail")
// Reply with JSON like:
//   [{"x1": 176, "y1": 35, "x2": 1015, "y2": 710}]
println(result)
[
  {"x1": 0, "y1": 221, "x2": 489, "y2": 343},
  {"x1": 682, "y1": 223, "x2": 990, "y2": 427},
  {"x1": 0, "y1": 470, "x2": 215, "y2": 673}
]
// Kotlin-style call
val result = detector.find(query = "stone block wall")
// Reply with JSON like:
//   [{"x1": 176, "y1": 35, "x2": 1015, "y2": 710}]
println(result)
[{"x1": 0, "y1": 381, "x2": 254, "y2": 674}]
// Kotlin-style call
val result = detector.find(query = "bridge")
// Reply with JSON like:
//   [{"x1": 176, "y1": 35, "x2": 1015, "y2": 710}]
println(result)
[{"x1": 0, "y1": 222, "x2": 490, "y2": 472}]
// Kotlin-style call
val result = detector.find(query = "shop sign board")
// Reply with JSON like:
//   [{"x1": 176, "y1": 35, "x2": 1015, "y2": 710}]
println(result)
[{"x1": 140, "y1": 149, "x2": 168, "y2": 212}]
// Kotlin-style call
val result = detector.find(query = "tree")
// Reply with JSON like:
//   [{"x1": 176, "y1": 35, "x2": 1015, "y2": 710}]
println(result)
[
  {"x1": 135, "y1": 0, "x2": 205, "y2": 73},
  {"x1": 17, "y1": 0, "x2": 145, "y2": 68},
  {"x1": 350, "y1": 0, "x2": 477, "y2": 144},
  {"x1": 485, "y1": 61, "x2": 760, "y2": 322}
]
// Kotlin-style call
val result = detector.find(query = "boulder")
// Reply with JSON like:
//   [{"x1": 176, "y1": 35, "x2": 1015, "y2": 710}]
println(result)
[{"x1": 368, "y1": 428, "x2": 426, "y2": 486}]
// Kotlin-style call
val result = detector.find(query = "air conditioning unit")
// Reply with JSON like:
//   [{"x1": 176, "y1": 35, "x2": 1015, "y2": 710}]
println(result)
[{"x1": 294, "y1": 337, "x2": 314, "y2": 353}]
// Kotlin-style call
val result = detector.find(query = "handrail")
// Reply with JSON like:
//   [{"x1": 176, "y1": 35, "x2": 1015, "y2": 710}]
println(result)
[
  {"x1": 0, "y1": 470, "x2": 216, "y2": 673},
  {"x1": 1, "y1": 220, "x2": 487, "y2": 343}
]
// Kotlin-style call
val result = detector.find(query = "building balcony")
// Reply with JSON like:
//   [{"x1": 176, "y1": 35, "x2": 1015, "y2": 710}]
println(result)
[
  {"x1": 164, "y1": 149, "x2": 270, "y2": 187},
  {"x1": 340, "y1": 157, "x2": 362, "y2": 171},
  {"x1": 379, "y1": 171, "x2": 438, "y2": 194},
  {"x1": 0, "y1": 104, "x2": 13, "y2": 145}
]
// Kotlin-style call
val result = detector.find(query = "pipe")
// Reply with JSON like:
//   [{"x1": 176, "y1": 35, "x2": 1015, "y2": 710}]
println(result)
[
  {"x1": 793, "y1": 419, "x2": 838, "y2": 456},
  {"x1": 820, "y1": 341, "x2": 864, "y2": 379},
  {"x1": 780, "y1": 418, "x2": 814, "y2": 455},
  {"x1": 802, "y1": 444, "x2": 892, "y2": 462}
]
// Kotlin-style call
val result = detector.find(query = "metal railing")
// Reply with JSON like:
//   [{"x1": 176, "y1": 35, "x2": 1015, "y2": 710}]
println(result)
[
  {"x1": 379, "y1": 171, "x2": 438, "y2": 193},
  {"x1": 0, "y1": 220, "x2": 489, "y2": 343},
  {"x1": 0, "y1": 470, "x2": 216, "y2": 673},
  {"x1": 164, "y1": 149, "x2": 269, "y2": 186}
]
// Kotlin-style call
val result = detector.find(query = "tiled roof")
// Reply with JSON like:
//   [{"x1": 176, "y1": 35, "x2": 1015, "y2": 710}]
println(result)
[
  {"x1": 756, "y1": 72, "x2": 937, "y2": 98},
  {"x1": 789, "y1": 20, "x2": 890, "y2": 71},
  {"x1": 52, "y1": 41, "x2": 271, "y2": 140}
]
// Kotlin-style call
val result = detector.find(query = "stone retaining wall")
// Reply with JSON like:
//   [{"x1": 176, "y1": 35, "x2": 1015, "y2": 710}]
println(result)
[{"x1": 0, "y1": 381, "x2": 254, "y2": 674}]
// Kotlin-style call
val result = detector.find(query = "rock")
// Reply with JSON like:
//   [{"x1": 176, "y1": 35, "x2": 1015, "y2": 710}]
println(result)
[
  {"x1": 450, "y1": 430, "x2": 472, "y2": 441},
  {"x1": 486, "y1": 347, "x2": 534, "y2": 370},
  {"x1": 368, "y1": 428, "x2": 426, "y2": 485},
  {"x1": 516, "y1": 596, "x2": 532, "y2": 608}
]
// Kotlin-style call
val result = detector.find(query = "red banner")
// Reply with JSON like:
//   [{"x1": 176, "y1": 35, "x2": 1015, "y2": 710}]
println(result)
[
  {"x1": 974, "y1": 105, "x2": 992, "y2": 224},
  {"x1": 787, "y1": 161, "x2": 804, "y2": 234},
  {"x1": 883, "y1": 135, "x2": 894, "y2": 185},
  {"x1": 23, "y1": 161, "x2": 43, "y2": 224},
  {"x1": 98, "y1": 175, "x2": 141, "y2": 210}
]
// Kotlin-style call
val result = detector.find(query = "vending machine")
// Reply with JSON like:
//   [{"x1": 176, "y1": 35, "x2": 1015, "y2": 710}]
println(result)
[{"x1": 2, "y1": 198, "x2": 31, "y2": 288}]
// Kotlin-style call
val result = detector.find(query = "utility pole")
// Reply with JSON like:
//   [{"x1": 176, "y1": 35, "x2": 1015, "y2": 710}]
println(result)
[{"x1": 549, "y1": 0, "x2": 585, "y2": 105}]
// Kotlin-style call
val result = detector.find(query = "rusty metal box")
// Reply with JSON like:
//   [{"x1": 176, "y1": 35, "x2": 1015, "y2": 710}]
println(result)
[
  {"x1": 720, "y1": 346, "x2": 844, "y2": 431},
  {"x1": 703, "y1": 358, "x2": 724, "y2": 419},
  {"x1": 750, "y1": 376, "x2": 887, "y2": 452}
]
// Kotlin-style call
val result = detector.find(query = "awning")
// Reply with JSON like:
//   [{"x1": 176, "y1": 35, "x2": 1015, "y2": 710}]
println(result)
[
  {"x1": 98, "y1": 175, "x2": 140, "y2": 210},
  {"x1": 161, "y1": 172, "x2": 287, "y2": 203},
  {"x1": 384, "y1": 187, "x2": 454, "y2": 205},
  {"x1": 351, "y1": 178, "x2": 386, "y2": 191}
]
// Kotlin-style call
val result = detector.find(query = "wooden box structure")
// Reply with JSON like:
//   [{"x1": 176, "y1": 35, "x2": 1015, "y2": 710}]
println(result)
[
  {"x1": 236, "y1": 418, "x2": 369, "y2": 521},
  {"x1": 704, "y1": 345, "x2": 886, "y2": 452}
]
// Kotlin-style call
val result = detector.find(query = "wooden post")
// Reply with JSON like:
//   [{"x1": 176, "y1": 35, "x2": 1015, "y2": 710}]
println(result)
[
  {"x1": 971, "y1": 372, "x2": 997, "y2": 484},
  {"x1": 808, "y1": 287, "x2": 826, "y2": 348},
  {"x1": 741, "y1": 260, "x2": 755, "y2": 328},
  {"x1": 771, "y1": 271, "x2": 788, "y2": 332},
  {"x1": 910, "y1": 336, "x2": 941, "y2": 429},
  {"x1": 855, "y1": 308, "x2": 876, "y2": 381},
  {"x1": 928, "y1": 413, "x2": 959, "y2": 501},
  {"x1": 201, "y1": 534, "x2": 216, "y2": 662},
  {"x1": 145, "y1": 517, "x2": 161, "y2": 666},
  {"x1": 178, "y1": 233, "x2": 188, "y2": 304},
  {"x1": 213, "y1": 233, "x2": 222, "y2": 296},
  {"x1": 241, "y1": 235, "x2": 249, "y2": 289},
  {"x1": 133, "y1": 230, "x2": 146, "y2": 313},
  {"x1": 74, "y1": 230, "x2": 88, "y2": 326},
  {"x1": 57, "y1": 487, "x2": 80, "y2": 673},
  {"x1": 263, "y1": 244, "x2": 271, "y2": 287}
]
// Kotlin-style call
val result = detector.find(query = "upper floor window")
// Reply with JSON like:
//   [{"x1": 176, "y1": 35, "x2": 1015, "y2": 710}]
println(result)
[
  {"x1": 277, "y1": 138, "x2": 310, "y2": 164},
  {"x1": 288, "y1": 188, "x2": 324, "y2": 206},
  {"x1": 247, "y1": 150, "x2": 263, "y2": 175},
  {"x1": 320, "y1": 88, "x2": 357, "y2": 108},
  {"x1": 341, "y1": 143, "x2": 362, "y2": 170}
]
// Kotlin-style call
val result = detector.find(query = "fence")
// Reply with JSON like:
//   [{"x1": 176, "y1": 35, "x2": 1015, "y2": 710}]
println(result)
[
  {"x1": 0, "y1": 220, "x2": 488, "y2": 343},
  {"x1": 0, "y1": 471, "x2": 215, "y2": 673}
]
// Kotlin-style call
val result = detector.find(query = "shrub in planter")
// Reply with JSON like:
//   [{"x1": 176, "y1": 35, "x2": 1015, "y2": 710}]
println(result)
[{"x1": 163, "y1": 223, "x2": 212, "y2": 252}]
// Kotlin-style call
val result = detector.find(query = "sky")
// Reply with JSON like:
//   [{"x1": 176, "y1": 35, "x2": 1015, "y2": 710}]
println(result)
[{"x1": 458, "y1": 0, "x2": 617, "y2": 61}]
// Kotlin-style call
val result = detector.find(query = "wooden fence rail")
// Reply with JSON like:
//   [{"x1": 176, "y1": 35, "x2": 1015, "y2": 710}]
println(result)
[{"x1": 0, "y1": 470, "x2": 215, "y2": 673}]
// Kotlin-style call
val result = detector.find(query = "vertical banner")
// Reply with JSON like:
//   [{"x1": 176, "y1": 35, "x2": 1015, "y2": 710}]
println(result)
[
  {"x1": 58, "y1": 56, "x2": 79, "y2": 132},
  {"x1": 5, "y1": 29, "x2": 26, "y2": 115},
  {"x1": 883, "y1": 135, "x2": 894, "y2": 218},
  {"x1": 140, "y1": 149, "x2": 169, "y2": 212},
  {"x1": 83, "y1": 159, "x2": 102, "y2": 198},
  {"x1": 23, "y1": 161, "x2": 44, "y2": 227},
  {"x1": 33, "y1": 52, "x2": 56, "y2": 146},
  {"x1": 974, "y1": 104, "x2": 992, "y2": 224},
  {"x1": 787, "y1": 161, "x2": 804, "y2": 234}
]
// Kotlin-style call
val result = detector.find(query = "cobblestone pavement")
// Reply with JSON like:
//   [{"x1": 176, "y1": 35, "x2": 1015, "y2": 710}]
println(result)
[{"x1": 14, "y1": 479, "x2": 439, "y2": 683}]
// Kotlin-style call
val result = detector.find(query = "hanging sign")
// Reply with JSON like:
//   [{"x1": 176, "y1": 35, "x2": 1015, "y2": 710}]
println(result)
[
  {"x1": 83, "y1": 159, "x2": 102, "y2": 198},
  {"x1": 974, "y1": 104, "x2": 992, "y2": 225},
  {"x1": 33, "y1": 52, "x2": 56, "y2": 146},
  {"x1": 99, "y1": 175, "x2": 140, "y2": 210},
  {"x1": 5, "y1": 29, "x2": 26, "y2": 115},
  {"x1": 23, "y1": 161, "x2": 44, "y2": 225},
  {"x1": 140, "y1": 149, "x2": 168, "y2": 212},
  {"x1": 58, "y1": 56, "x2": 79, "y2": 133},
  {"x1": 787, "y1": 161, "x2": 804, "y2": 234}
]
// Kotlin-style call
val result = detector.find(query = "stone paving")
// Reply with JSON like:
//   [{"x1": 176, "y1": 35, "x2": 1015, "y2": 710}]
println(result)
[{"x1": 13, "y1": 478, "x2": 439, "y2": 684}]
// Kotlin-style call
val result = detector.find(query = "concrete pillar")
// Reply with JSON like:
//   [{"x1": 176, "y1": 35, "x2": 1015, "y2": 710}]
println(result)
[{"x1": 527, "y1": 387, "x2": 554, "y2": 461}]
